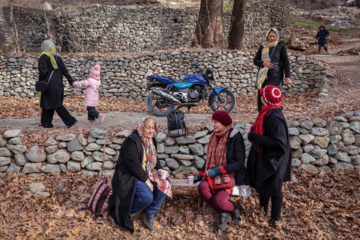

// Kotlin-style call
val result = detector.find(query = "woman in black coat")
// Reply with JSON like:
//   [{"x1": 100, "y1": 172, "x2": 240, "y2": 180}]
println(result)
[
  {"x1": 108, "y1": 117, "x2": 172, "y2": 233},
  {"x1": 247, "y1": 85, "x2": 292, "y2": 228},
  {"x1": 38, "y1": 40, "x2": 77, "y2": 128},
  {"x1": 195, "y1": 110, "x2": 248, "y2": 231},
  {"x1": 253, "y1": 28, "x2": 291, "y2": 112}
]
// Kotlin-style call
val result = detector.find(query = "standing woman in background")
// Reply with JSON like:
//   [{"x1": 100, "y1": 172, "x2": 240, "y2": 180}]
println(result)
[
  {"x1": 253, "y1": 28, "x2": 291, "y2": 112},
  {"x1": 38, "y1": 40, "x2": 78, "y2": 129}
]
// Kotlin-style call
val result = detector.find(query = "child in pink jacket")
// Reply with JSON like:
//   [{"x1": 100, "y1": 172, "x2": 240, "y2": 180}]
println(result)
[{"x1": 72, "y1": 65, "x2": 105, "y2": 124}]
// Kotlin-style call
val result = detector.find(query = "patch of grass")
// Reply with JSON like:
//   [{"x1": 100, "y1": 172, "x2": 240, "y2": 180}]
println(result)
[{"x1": 223, "y1": 3, "x2": 233, "y2": 12}]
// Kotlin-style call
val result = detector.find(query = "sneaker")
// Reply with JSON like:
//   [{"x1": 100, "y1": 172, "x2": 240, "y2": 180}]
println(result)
[
  {"x1": 142, "y1": 211, "x2": 154, "y2": 231},
  {"x1": 99, "y1": 113, "x2": 106, "y2": 123},
  {"x1": 67, "y1": 120, "x2": 78, "y2": 129}
]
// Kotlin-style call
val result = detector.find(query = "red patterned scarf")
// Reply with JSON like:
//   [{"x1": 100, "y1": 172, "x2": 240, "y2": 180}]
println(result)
[
  {"x1": 251, "y1": 104, "x2": 281, "y2": 151},
  {"x1": 205, "y1": 125, "x2": 232, "y2": 193}
]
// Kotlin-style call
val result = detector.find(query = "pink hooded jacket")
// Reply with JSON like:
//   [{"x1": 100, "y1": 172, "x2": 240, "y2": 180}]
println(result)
[{"x1": 73, "y1": 65, "x2": 101, "y2": 107}]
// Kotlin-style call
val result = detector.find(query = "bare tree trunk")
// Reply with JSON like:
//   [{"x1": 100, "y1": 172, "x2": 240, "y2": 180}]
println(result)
[
  {"x1": 8, "y1": 0, "x2": 20, "y2": 52},
  {"x1": 228, "y1": 0, "x2": 247, "y2": 50},
  {"x1": 193, "y1": 0, "x2": 224, "y2": 48}
]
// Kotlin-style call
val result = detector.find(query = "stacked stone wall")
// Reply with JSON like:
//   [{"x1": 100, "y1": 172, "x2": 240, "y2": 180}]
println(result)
[
  {"x1": 0, "y1": 111, "x2": 359, "y2": 178},
  {"x1": 0, "y1": 49, "x2": 334, "y2": 100},
  {"x1": 2, "y1": 0, "x2": 290, "y2": 53}
]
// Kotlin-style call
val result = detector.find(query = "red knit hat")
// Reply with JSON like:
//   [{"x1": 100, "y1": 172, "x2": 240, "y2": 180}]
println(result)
[
  {"x1": 212, "y1": 110, "x2": 232, "y2": 126},
  {"x1": 260, "y1": 85, "x2": 282, "y2": 105}
]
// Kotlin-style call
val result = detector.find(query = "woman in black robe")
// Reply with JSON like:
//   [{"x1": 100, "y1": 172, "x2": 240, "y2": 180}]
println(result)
[
  {"x1": 253, "y1": 28, "x2": 291, "y2": 112},
  {"x1": 247, "y1": 85, "x2": 292, "y2": 228},
  {"x1": 38, "y1": 40, "x2": 77, "y2": 129},
  {"x1": 108, "y1": 117, "x2": 172, "y2": 233}
]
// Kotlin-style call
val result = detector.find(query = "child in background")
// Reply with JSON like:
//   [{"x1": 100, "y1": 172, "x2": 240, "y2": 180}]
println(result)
[{"x1": 72, "y1": 65, "x2": 105, "y2": 124}]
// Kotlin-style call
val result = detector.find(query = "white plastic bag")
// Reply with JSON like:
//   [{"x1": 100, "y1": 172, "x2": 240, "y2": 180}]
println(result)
[{"x1": 231, "y1": 185, "x2": 252, "y2": 197}]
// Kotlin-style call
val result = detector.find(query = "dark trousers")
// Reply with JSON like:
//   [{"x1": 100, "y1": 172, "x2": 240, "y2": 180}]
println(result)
[
  {"x1": 41, "y1": 105, "x2": 77, "y2": 128},
  {"x1": 131, "y1": 180, "x2": 168, "y2": 216},
  {"x1": 318, "y1": 43, "x2": 328, "y2": 53},
  {"x1": 87, "y1": 106, "x2": 100, "y2": 121},
  {"x1": 260, "y1": 194, "x2": 283, "y2": 221}
]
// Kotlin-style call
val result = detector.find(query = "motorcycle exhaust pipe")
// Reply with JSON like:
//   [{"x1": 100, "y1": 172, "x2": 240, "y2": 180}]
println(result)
[{"x1": 152, "y1": 89, "x2": 181, "y2": 104}]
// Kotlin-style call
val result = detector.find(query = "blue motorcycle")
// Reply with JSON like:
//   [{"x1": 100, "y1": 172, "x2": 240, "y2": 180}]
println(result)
[{"x1": 145, "y1": 64, "x2": 236, "y2": 117}]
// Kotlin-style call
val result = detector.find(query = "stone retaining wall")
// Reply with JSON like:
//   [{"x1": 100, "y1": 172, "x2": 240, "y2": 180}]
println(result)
[
  {"x1": 0, "y1": 49, "x2": 334, "y2": 100},
  {"x1": 2, "y1": 0, "x2": 290, "y2": 53},
  {"x1": 0, "y1": 111, "x2": 359, "y2": 178}
]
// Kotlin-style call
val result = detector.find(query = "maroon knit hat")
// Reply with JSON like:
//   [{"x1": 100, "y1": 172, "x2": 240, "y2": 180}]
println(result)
[
  {"x1": 260, "y1": 85, "x2": 282, "y2": 105},
  {"x1": 212, "y1": 110, "x2": 232, "y2": 126}
]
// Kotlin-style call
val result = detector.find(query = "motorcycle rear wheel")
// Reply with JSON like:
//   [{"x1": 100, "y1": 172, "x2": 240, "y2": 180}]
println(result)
[
  {"x1": 209, "y1": 89, "x2": 236, "y2": 113},
  {"x1": 146, "y1": 93, "x2": 175, "y2": 117}
]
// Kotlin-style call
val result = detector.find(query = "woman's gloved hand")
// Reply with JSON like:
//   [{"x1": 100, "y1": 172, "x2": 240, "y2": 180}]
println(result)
[
  {"x1": 193, "y1": 175, "x2": 203, "y2": 183},
  {"x1": 208, "y1": 168, "x2": 222, "y2": 178}
]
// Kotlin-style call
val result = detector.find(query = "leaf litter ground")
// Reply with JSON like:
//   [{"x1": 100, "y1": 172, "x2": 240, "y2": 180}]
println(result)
[{"x1": 0, "y1": 169, "x2": 359, "y2": 239}]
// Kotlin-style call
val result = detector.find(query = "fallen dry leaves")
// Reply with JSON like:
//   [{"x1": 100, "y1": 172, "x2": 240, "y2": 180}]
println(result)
[{"x1": 0, "y1": 169, "x2": 359, "y2": 239}]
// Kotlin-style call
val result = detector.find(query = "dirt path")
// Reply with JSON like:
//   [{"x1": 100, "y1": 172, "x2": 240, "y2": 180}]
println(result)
[
  {"x1": 0, "y1": 40, "x2": 358, "y2": 136},
  {"x1": 306, "y1": 38, "x2": 360, "y2": 115}
]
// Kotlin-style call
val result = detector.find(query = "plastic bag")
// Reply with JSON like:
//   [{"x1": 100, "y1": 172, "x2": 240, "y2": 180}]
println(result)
[{"x1": 231, "y1": 185, "x2": 252, "y2": 197}]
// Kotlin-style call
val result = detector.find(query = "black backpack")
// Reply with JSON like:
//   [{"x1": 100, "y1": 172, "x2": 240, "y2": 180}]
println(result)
[{"x1": 167, "y1": 110, "x2": 187, "y2": 137}]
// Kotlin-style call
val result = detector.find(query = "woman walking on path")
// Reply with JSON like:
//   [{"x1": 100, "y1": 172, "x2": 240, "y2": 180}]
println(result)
[
  {"x1": 195, "y1": 110, "x2": 248, "y2": 231},
  {"x1": 38, "y1": 40, "x2": 78, "y2": 129},
  {"x1": 247, "y1": 85, "x2": 292, "y2": 229},
  {"x1": 72, "y1": 65, "x2": 105, "y2": 124},
  {"x1": 253, "y1": 28, "x2": 291, "y2": 112},
  {"x1": 108, "y1": 117, "x2": 172, "y2": 233}
]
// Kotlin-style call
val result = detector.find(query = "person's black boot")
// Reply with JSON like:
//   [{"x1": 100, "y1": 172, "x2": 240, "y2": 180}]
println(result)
[
  {"x1": 267, "y1": 218, "x2": 279, "y2": 229},
  {"x1": 232, "y1": 205, "x2": 241, "y2": 224},
  {"x1": 218, "y1": 211, "x2": 231, "y2": 231},
  {"x1": 142, "y1": 211, "x2": 154, "y2": 231}
]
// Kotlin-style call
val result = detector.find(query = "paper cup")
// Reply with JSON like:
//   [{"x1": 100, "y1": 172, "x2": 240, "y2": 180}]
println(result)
[
  {"x1": 187, "y1": 176, "x2": 195, "y2": 185},
  {"x1": 160, "y1": 170, "x2": 168, "y2": 179},
  {"x1": 245, "y1": 124, "x2": 253, "y2": 134}
]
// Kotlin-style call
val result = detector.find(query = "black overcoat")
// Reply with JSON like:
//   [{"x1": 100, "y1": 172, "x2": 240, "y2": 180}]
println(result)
[
  {"x1": 247, "y1": 108, "x2": 292, "y2": 197},
  {"x1": 253, "y1": 41, "x2": 291, "y2": 87},
  {"x1": 108, "y1": 130, "x2": 162, "y2": 234},
  {"x1": 200, "y1": 128, "x2": 249, "y2": 186},
  {"x1": 38, "y1": 55, "x2": 74, "y2": 109}
]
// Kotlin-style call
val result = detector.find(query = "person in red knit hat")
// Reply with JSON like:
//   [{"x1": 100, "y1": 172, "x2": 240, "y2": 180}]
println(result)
[
  {"x1": 247, "y1": 85, "x2": 292, "y2": 228},
  {"x1": 195, "y1": 110, "x2": 248, "y2": 231}
]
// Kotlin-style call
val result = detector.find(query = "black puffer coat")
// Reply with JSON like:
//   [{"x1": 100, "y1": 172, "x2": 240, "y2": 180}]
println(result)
[
  {"x1": 247, "y1": 108, "x2": 292, "y2": 197},
  {"x1": 253, "y1": 41, "x2": 291, "y2": 87},
  {"x1": 200, "y1": 128, "x2": 248, "y2": 186},
  {"x1": 38, "y1": 55, "x2": 74, "y2": 109},
  {"x1": 108, "y1": 130, "x2": 162, "y2": 234}
]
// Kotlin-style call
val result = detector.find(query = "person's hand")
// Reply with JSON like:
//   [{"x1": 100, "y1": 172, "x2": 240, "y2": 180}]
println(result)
[
  {"x1": 284, "y1": 78, "x2": 291, "y2": 84},
  {"x1": 70, "y1": 84, "x2": 75, "y2": 88},
  {"x1": 263, "y1": 61, "x2": 274, "y2": 69},
  {"x1": 194, "y1": 175, "x2": 203, "y2": 183},
  {"x1": 145, "y1": 179, "x2": 154, "y2": 192},
  {"x1": 208, "y1": 168, "x2": 222, "y2": 178}
]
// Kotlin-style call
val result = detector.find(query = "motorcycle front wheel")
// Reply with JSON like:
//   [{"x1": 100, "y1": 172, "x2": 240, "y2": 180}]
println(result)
[
  {"x1": 146, "y1": 93, "x2": 175, "y2": 117},
  {"x1": 209, "y1": 89, "x2": 236, "y2": 113}
]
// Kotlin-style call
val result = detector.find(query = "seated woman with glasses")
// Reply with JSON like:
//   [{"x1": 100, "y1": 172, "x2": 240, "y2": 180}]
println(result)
[{"x1": 108, "y1": 116, "x2": 172, "y2": 233}]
